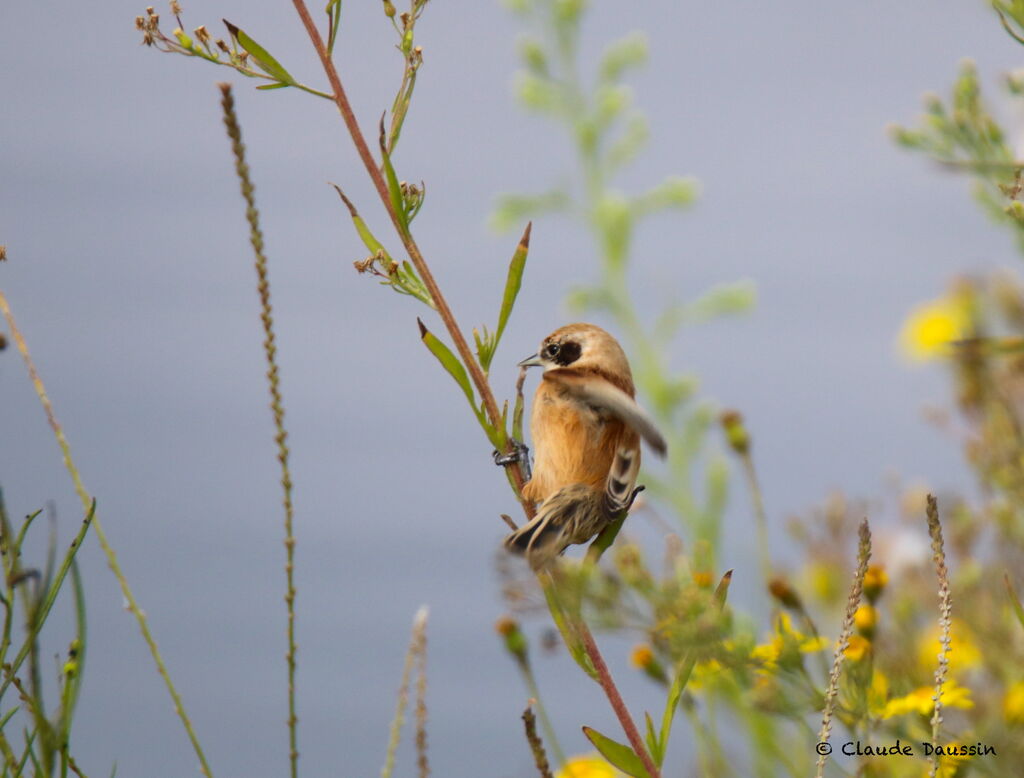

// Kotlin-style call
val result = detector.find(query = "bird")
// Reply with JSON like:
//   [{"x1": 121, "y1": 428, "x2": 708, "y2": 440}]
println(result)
[{"x1": 500, "y1": 323, "x2": 667, "y2": 569}]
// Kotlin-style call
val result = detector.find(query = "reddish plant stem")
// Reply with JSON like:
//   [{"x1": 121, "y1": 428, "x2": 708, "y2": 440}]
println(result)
[
  {"x1": 578, "y1": 626, "x2": 662, "y2": 778},
  {"x1": 287, "y1": 3, "x2": 658, "y2": 767},
  {"x1": 289, "y1": 0, "x2": 530, "y2": 503}
]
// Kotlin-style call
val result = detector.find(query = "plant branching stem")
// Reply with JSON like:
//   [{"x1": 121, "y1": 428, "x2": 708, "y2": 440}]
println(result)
[
  {"x1": 289, "y1": 0, "x2": 530, "y2": 504},
  {"x1": 286, "y1": 5, "x2": 666, "y2": 769}
]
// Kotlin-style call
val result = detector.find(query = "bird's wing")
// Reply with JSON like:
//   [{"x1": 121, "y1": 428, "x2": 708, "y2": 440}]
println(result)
[{"x1": 543, "y1": 368, "x2": 667, "y2": 457}]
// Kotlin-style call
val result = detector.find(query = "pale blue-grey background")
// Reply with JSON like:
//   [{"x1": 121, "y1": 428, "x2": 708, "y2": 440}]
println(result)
[{"x1": 0, "y1": 1, "x2": 1017, "y2": 775}]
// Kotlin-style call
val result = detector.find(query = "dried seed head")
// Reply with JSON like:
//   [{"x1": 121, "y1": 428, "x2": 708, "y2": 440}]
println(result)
[
  {"x1": 720, "y1": 409, "x2": 750, "y2": 454},
  {"x1": 194, "y1": 25, "x2": 210, "y2": 43},
  {"x1": 135, "y1": 15, "x2": 146, "y2": 30},
  {"x1": 170, "y1": 0, "x2": 182, "y2": 14},
  {"x1": 768, "y1": 577, "x2": 802, "y2": 610}
]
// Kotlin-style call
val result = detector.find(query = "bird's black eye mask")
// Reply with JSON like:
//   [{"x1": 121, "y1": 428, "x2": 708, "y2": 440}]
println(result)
[{"x1": 545, "y1": 339, "x2": 582, "y2": 366}]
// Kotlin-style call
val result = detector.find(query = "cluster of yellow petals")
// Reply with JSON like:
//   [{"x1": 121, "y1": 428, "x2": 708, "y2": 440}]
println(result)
[
  {"x1": 1003, "y1": 680, "x2": 1024, "y2": 724},
  {"x1": 555, "y1": 754, "x2": 621, "y2": 778},
  {"x1": 881, "y1": 678, "x2": 974, "y2": 719},
  {"x1": 898, "y1": 294, "x2": 970, "y2": 361},
  {"x1": 750, "y1": 613, "x2": 829, "y2": 671},
  {"x1": 915, "y1": 620, "x2": 982, "y2": 676}
]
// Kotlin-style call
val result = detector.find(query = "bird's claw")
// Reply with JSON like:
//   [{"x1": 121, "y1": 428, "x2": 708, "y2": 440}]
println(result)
[{"x1": 493, "y1": 438, "x2": 532, "y2": 482}]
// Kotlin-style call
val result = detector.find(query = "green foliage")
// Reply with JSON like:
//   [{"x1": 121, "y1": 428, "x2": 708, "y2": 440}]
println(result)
[
  {"x1": 0, "y1": 491, "x2": 93, "y2": 776},
  {"x1": 582, "y1": 726, "x2": 653, "y2": 778},
  {"x1": 892, "y1": 59, "x2": 1024, "y2": 250}
]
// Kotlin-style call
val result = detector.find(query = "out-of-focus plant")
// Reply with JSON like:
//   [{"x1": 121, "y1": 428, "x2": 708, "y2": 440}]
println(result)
[
  {"x1": 494, "y1": 0, "x2": 756, "y2": 564},
  {"x1": 0, "y1": 491, "x2": 93, "y2": 776},
  {"x1": 892, "y1": 58, "x2": 1024, "y2": 251}
]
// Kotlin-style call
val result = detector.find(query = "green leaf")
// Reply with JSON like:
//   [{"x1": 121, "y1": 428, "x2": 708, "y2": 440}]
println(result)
[
  {"x1": 379, "y1": 117, "x2": 409, "y2": 235},
  {"x1": 581, "y1": 727, "x2": 652, "y2": 778},
  {"x1": 332, "y1": 185, "x2": 392, "y2": 260},
  {"x1": 223, "y1": 20, "x2": 296, "y2": 85},
  {"x1": 644, "y1": 712, "x2": 663, "y2": 767},
  {"x1": 492, "y1": 222, "x2": 531, "y2": 357},
  {"x1": 256, "y1": 83, "x2": 290, "y2": 91},
  {"x1": 417, "y1": 319, "x2": 476, "y2": 413},
  {"x1": 540, "y1": 579, "x2": 597, "y2": 679},
  {"x1": 325, "y1": 0, "x2": 343, "y2": 56},
  {"x1": 714, "y1": 569, "x2": 733, "y2": 607}
]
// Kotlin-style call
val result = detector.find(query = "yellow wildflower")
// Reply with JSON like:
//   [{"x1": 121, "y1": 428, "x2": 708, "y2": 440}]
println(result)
[
  {"x1": 844, "y1": 634, "x2": 872, "y2": 662},
  {"x1": 863, "y1": 565, "x2": 888, "y2": 602},
  {"x1": 688, "y1": 658, "x2": 723, "y2": 691},
  {"x1": 933, "y1": 741, "x2": 974, "y2": 778},
  {"x1": 881, "y1": 678, "x2": 973, "y2": 719},
  {"x1": 1003, "y1": 680, "x2": 1024, "y2": 724},
  {"x1": 692, "y1": 570, "x2": 713, "y2": 588},
  {"x1": 556, "y1": 754, "x2": 621, "y2": 778},
  {"x1": 916, "y1": 619, "x2": 981, "y2": 676},
  {"x1": 629, "y1": 644, "x2": 653, "y2": 669},
  {"x1": 853, "y1": 604, "x2": 877, "y2": 638},
  {"x1": 751, "y1": 613, "x2": 828, "y2": 671},
  {"x1": 898, "y1": 294, "x2": 969, "y2": 361}
]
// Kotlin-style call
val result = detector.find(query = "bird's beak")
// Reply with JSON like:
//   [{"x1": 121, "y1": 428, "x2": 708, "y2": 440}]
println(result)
[{"x1": 518, "y1": 353, "x2": 544, "y2": 368}]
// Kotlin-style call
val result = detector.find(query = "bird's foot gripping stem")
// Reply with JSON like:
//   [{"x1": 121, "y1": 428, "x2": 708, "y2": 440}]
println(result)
[{"x1": 493, "y1": 438, "x2": 532, "y2": 482}]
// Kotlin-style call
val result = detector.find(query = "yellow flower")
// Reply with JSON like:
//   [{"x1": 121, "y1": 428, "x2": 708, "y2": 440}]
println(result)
[
  {"x1": 853, "y1": 604, "x2": 877, "y2": 638},
  {"x1": 881, "y1": 678, "x2": 973, "y2": 719},
  {"x1": 915, "y1": 619, "x2": 981, "y2": 677},
  {"x1": 863, "y1": 565, "x2": 888, "y2": 602},
  {"x1": 933, "y1": 741, "x2": 974, "y2": 778},
  {"x1": 844, "y1": 634, "x2": 872, "y2": 662},
  {"x1": 629, "y1": 644, "x2": 654, "y2": 670},
  {"x1": 556, "y1": 754, "x2": 621, "y2": 778},
  {"x1": 692, "y1": 570, "x2": 713, "y2": 588},
  {"x1": 898, "y1": 295, "x2": 969, "y2": 361},
  {"x1": 751, "y1": 613, "x2": 828, "y2": 672},
  {"x1": 1003, "y1": 680, "x2": 1024, "y2": 724},
  {"x1": 688, "y1": 658, "x2": 723, "y2": 691}
]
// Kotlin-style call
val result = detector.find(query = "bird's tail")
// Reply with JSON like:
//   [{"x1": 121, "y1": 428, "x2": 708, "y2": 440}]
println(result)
[{"x1": 504, "y1": 443, "x2": 642, "y2": 570}]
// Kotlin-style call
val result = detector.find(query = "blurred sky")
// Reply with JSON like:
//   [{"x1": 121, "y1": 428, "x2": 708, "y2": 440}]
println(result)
[{"x1": 2, "y1": 1, "x2": 1023, "y2": 775}]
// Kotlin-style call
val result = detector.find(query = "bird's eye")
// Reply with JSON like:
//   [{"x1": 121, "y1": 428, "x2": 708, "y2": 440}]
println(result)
[{"x1": 545, "y1": 343, "x2": 561, "y2": 358}]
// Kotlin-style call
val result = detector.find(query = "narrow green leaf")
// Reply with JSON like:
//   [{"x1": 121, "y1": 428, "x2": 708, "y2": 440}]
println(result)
[
  {"x1": 644, "y1": 712, "x2": 662, "y2": 767},
  {"x1": 0, "y1": 501, "x2": 94, "y2": 704},
  {"x1": 540, "y1": 579, "x2": 596, "y2": 679},
  {"x1": 332, "y1": 185, "x2": 392, "y2": 260},
  {"x1": 1006, "y1": 574, "x2": 1024, "y2": 631},
  {"x1": 582, "y1": 727, "x2": 652, "y2": 778},
  {"x1": 417, "y1": 319, "x2": 476, "y2": 412},
  {"x1": 493, "y1": 222, "x2": 531, "y2": 351},
  {"x1": 379, "y1": 117, "x2": 409, "y2": 235},
  {"x1": 223, "y1": 20, "x2": 296, "y2": 84},
  {"x1": 255, "y1": 83, "x2": 290, "y2": 91},
  {"x1": 714, "y1": 569, "x2": 733, "y2": 607},
  {"x1": 325, "y1": 0, "x2": 343, "y2": 56}
]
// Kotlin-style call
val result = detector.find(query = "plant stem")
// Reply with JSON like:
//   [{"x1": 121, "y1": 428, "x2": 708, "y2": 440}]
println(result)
[
  {"x1": 288, "y1": 0, "x2": 531, "y2": 504},
  {"x1": 577, "y1": 625, "x2": 661, "y2": 778},
  {"x1": 219, "y1": 82, "x2": 299, "y2": 778},
  {"x1": 286, "y1": 4, "x2": 660, "y2": 766}
]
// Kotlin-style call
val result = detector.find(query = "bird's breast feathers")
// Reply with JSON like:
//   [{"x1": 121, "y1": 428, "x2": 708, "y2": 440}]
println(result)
[{"x1": 521, "y1": 375, "x2": 634, "y2": 503}]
